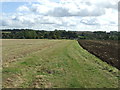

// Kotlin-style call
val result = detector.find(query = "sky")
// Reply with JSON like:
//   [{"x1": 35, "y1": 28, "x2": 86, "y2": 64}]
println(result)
[{"x1": 0, "y1": 0, "x2": 119, "y2": 31}]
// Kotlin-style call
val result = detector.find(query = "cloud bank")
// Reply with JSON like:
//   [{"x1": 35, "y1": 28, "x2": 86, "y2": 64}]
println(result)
[{"x1": 1, "y1": 0, "x2": 118, "y2": 31}]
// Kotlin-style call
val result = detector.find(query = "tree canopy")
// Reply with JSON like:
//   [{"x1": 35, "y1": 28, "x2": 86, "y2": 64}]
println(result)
[{"x1": 2, "y1": 29, "x2": 120, "y2": 40}]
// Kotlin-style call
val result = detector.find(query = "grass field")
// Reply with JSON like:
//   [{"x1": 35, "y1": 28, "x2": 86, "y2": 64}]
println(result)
[{"x1": 2, "y1": 39, "x2": 119, "y2": 88}]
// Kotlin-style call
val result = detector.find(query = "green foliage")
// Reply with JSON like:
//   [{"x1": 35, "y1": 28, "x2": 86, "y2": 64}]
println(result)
[
  {"x1": 2, "y1": 29, "x2": 120, "y2": 40},
  {"x1": 23, "y1": 30, "x2": 37, "y2": 39},
  {"x1": 77, "y1": 31, "x2": 119, "y2": 40},
  {"x1": 2, "y1": 29, "x2": 78, "y2": 39}
]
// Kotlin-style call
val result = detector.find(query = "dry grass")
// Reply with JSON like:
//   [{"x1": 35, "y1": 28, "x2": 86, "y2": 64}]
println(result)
[{"x1": 2, "y1": 39, "x2": 119, "y2": 88}]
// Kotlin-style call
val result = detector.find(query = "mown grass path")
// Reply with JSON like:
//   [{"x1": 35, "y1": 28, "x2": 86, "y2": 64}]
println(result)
[{"x1": 2, "y1": 39, "x2": 119, "y2": 88}]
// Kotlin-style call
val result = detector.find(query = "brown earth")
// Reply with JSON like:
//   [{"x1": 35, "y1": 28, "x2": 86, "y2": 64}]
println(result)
[{"x1": 78, "y1": 40, "x2": 119, "y2": 70}]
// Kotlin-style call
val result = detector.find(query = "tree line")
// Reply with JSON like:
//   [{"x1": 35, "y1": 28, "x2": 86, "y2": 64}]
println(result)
[
  {"x1": 2, "y1": 29, "x2": 78, "y2": 39},
  {"x1": 1, "y1": 29, "x2": 120, "y2": 40}
]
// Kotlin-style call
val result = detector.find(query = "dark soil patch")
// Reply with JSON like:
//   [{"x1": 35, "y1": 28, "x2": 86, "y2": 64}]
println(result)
[{"x1": 78, "y1": 40, "x2": 119, "y2": 70}]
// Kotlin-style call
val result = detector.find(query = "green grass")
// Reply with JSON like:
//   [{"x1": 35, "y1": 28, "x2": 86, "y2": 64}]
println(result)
[{"x1": 2, "y1": 39, "x2": 119, "y2": 88}]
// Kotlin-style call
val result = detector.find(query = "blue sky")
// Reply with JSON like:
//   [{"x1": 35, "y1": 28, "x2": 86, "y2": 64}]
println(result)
[
  {"x1": 1, "y1": 0, "x2": 59, "y2": 13},
  {"x1": 0, "y1": 0, "x2": 118, "y2": 31},
  {"x1": 2, "y1": 2, "x2": 28, "y2": 13},
  {"x1": 1, "y1": 2, "x2": 39, "y2": 13}
]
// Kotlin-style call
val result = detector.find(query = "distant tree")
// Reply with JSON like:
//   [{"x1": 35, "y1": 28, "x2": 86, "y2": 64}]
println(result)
[{"x1": 23, "y1": 30, "x2": 37, "y2": 39}]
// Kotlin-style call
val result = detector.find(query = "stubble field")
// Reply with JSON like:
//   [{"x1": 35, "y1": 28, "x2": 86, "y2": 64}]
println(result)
[{"x1": 2, "y1": 39, "x2": 119, "y2": 88}]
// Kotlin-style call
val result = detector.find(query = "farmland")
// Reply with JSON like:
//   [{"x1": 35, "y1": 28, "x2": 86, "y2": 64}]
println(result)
[
  {"x1": 2, "y1": 39, "x2": 119, "y2": 88},
  {"x1": 78, "y1": 40, "x2": 119, "y2": 70}
]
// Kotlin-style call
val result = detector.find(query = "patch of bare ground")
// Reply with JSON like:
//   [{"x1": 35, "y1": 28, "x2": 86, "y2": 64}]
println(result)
[
  {"x1": 3, "y1": 73, "x2": 24, "y2": 88},
  {"x1": 78, "y1": 40, "x2": 119, "y2": 69},
  {"x1": 31, "y1": 75, "x2": 52, "y2": 88}
]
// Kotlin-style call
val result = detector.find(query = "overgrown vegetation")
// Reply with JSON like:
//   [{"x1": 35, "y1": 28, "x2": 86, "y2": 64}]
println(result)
[{"x1": 2, "y1": 29, "x2": 120, "y2": 40}]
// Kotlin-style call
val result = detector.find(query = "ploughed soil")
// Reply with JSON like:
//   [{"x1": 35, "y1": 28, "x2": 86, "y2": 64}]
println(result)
[{"x1": 78, "y1": 40, "x2": 119, "y2": 70}]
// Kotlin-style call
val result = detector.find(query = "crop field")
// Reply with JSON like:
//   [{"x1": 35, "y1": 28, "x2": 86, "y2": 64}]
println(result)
[
  {"x1": 78, "y1": 40, "x2": 119, "y2": 70},
  {"x1": 2, "y1": 39, "x2": 119, "y2": 88}
]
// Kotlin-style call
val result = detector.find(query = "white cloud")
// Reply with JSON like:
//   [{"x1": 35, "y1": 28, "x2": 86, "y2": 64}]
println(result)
[
  {"x1": 31, "y1": 4, "x2": 50, "y2": 14},
  {"x1": 90, "y1": 0, "x2": 118, "y2": 9},
  {"x1": 1, "y1": 0, "x2": 118, "y2": 31},
  {"x1": 17, "y1": 5, "x2": 30, "y2": 12},
  {"x1": 80, "y1": 18, "x2": 99, "y2": 25},
  {"x1": 29, "y1": 0, "x2": 106, "y2": 17}
]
